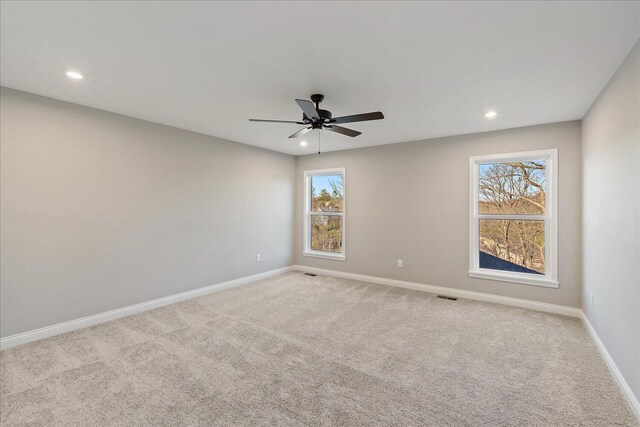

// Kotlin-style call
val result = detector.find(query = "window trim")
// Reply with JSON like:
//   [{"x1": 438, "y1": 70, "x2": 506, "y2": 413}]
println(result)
[
  {"x1": 468, "y1": 149, "x2": 558, "y2": 288},
  {"x1": 303, "y1": 167, "x2": 346, "y2": 261}
]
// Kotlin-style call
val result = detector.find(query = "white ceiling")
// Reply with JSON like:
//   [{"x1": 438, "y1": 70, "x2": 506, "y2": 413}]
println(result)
[{"x1": 1, "y1": 1, "x2": 639, "y2": 155}]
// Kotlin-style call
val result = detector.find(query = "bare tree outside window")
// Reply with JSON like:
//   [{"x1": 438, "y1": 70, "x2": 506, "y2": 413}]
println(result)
[
  {"x1": 478, "y1": 161, "x2": 546, "y2": 274},
  {"x1": 309, "y1": 174, "x2": 344, "y2": 254}
]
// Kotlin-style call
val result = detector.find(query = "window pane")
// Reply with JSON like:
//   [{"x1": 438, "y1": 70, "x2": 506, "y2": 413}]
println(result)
[
  {"x1": 479, "y1": 219, "x2": 544, "y2": 274},
  {"x1": 311, "y1": 215, "x2": 342, "y2": 253},
  {"x1": 478, "y1": 161, "x2": 546, "y2": 215},
  {"x1": 311, "y1": 174, "x2": 343, "y2": 212}
]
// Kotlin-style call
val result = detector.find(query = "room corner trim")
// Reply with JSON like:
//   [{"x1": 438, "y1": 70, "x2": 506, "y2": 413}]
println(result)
[
  {"x1": 0, "y1": 266, "x2": 294, "y2": 351},
  {"x1": 580, "y1": 311, "x2": 640, "y2": 421},
  {"x1": 291, "y1": 265, "x2": 582, "y2": 318}
]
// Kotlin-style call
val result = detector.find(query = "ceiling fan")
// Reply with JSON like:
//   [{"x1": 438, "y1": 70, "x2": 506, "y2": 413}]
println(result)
[{"x1": 249, "y1": 94, "x2": 384, "y2": 138}]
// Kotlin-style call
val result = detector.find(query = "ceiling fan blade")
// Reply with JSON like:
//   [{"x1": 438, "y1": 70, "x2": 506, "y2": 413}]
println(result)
[
  {"x1": 324, "y1": 125, "x2": 361, "y2": 137},
  {"x1": 288, "y1": 127, "x2": 313, "y2": 139},
  {"x1": 249, "y1": 119, "x2": 305, "y2": 124},
  {"x1": 295, "y1": 99, "x2": 320, "y2": 120},
  {"x1": 331, "y1": 112, "x2": 384, "y2": 124}
]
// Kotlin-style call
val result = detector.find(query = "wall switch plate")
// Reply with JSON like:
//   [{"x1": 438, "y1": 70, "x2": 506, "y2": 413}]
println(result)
[
  {"x1": 256, "y1": 254, "x2": 261, "y2": 262},
  {"x1": 397, "y1": 259, "x2": 403, "y2": 268}
]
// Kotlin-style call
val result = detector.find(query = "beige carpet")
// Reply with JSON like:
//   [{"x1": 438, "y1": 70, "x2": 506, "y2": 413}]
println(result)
[{"x1": 1, "y1": 272, "x2": 637, "y2": 426}]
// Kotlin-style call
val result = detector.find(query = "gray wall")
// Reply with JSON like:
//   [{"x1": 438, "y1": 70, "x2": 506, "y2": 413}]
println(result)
[
  {"x1": 295, "y1": 121, "x2": 582, "y2": 307},
  {"x1": 0, "y1": 87, "x2": 295, "y2": 338},
  {"x1": 582, "y1": 41, "x2": 640, "y2": 401}
]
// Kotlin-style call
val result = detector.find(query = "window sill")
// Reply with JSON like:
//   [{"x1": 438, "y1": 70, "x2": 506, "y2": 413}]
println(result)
[
  {"x1": 468, "y1": 269, "x2": 558, "y2": 288},
  {"x1": 303, "y1": 251, "x2": 346, "y2": 262}
]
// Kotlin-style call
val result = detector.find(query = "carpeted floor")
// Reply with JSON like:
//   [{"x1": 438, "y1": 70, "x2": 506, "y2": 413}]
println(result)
[{"x1": 1, "y1": 272, "x2": 637, "y2": 426}]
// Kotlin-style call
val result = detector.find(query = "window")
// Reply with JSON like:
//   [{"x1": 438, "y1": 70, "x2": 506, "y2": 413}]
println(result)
[
  {"x1": 303, "y1": 168, "x2": 345, "y2": 261},
  {"x1": 469, "y1": 149, "x2": 558, "y2": 287}
]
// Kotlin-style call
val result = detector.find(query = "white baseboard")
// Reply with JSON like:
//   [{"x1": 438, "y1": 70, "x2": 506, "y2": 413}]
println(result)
[
  {"x1": 0, "y1": 266, "x2": 293, "y2": 350},
  {"x1": 292, "y1": 265, "x2": 582, "y2": 317},
  {"x1": 580, "y1": 312, "x2": 640, "y2": 421}
]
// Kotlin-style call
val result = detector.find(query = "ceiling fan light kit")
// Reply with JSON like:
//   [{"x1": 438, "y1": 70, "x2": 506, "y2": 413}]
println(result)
[{"x1": 249, "y1": 94, "x2": 384, "y2": 140}]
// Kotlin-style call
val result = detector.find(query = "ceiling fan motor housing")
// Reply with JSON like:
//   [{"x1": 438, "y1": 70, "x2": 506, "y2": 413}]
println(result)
[
  {"x1": 303, "y1": 94, "x2": 333, "y2": 124},
  {"x1": 304, "y1": 109, "x2": 333, "y2": 125}
]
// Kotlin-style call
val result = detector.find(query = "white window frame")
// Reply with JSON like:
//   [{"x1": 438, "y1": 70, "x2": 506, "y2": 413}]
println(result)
[
  {"x1": 303, "y1": 167, "x2": 346, "y2": 261},
  {"x1": 469, "y1": 149, "x2": 558, "y2": 288}
]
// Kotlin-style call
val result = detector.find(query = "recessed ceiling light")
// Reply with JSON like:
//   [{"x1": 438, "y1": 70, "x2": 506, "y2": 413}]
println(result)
[
  {"x1": 65, "y1": 71, "x2": 83, "y2": 80},
  {"x1": 484, "y1": 110, "x2": 497, "y2": 119},
  {"x1": 299, "y1": 141, "x2": 308, "y2": 146}
]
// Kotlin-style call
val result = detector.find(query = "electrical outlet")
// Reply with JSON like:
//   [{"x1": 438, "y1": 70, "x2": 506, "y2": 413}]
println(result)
[
  {"x1": 256, "y1": 254, "x2": 261, "y2": 262},
  {"x1": 590, "y1": 292, "x2": 594, "y2": 305},
  {"x1": 397, "y1": 259, "x2": 403, "y2": 268}
]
